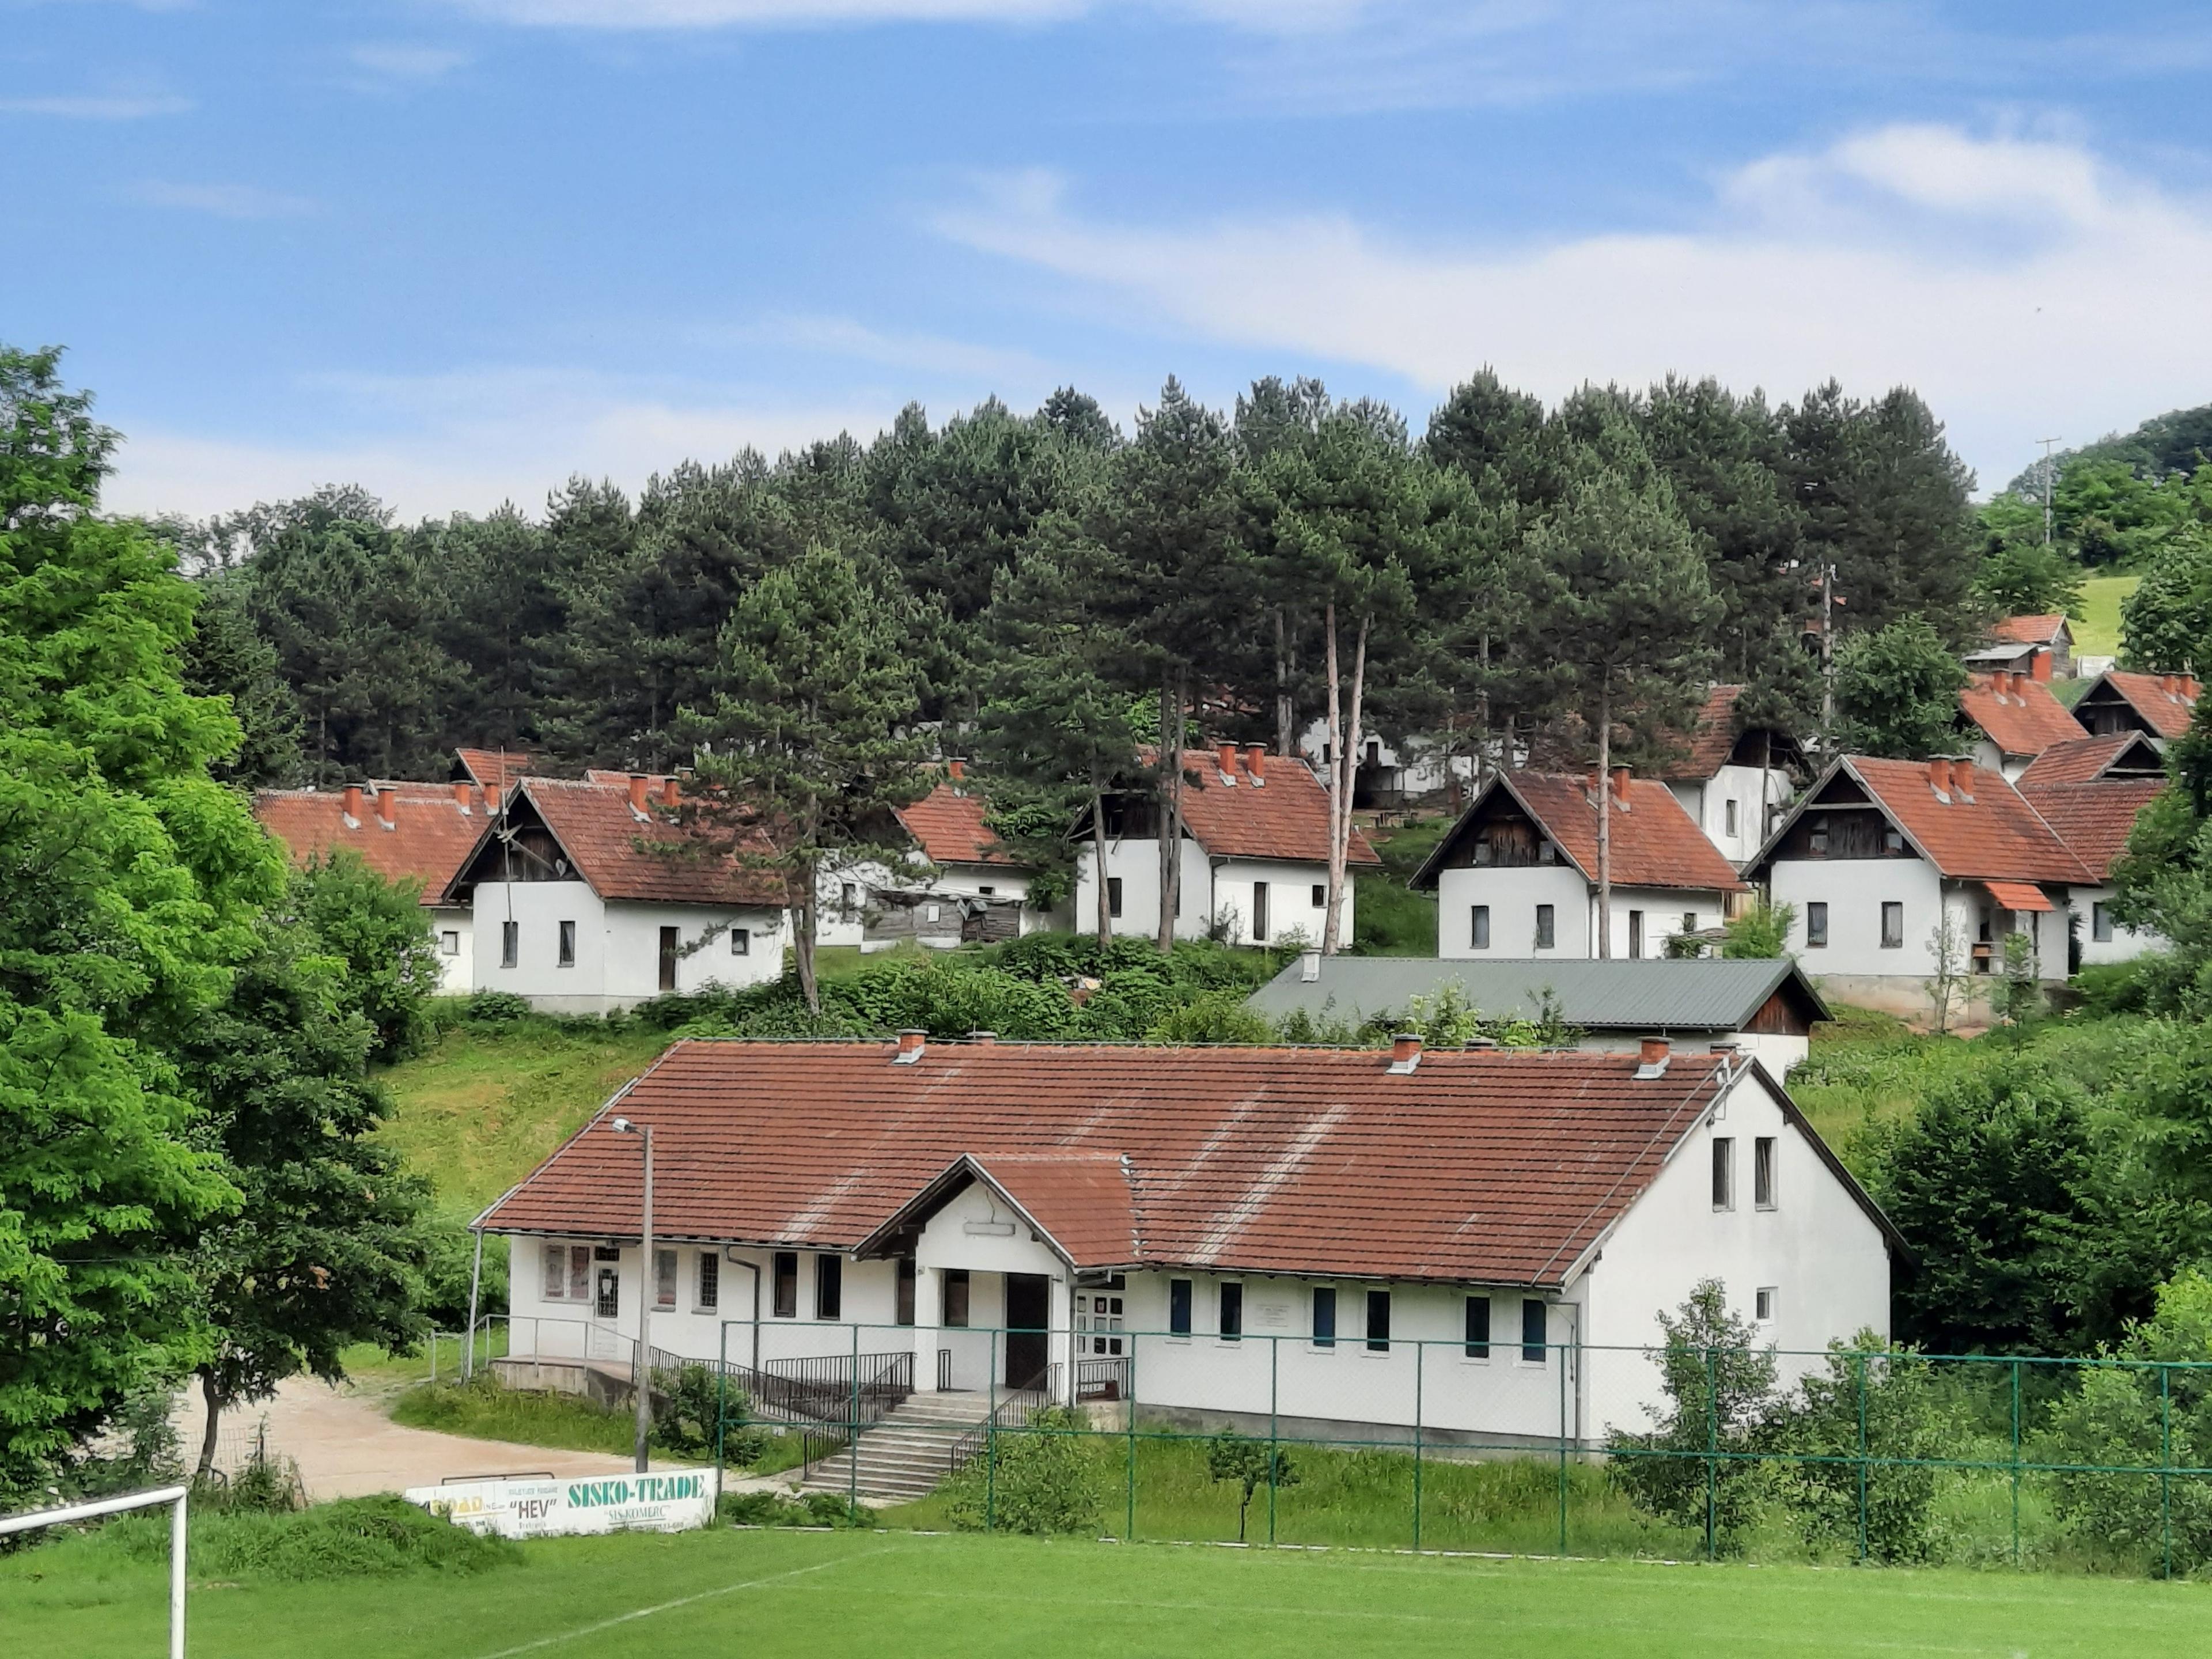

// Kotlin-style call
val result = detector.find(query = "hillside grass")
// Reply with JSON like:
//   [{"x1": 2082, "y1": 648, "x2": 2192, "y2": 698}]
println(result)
[
  {"x1": 7, "y1": 1521, "x2": 2210, "y2": 1659},
  {"x1": 1354, "y1": 816, "x2": 1448, "y2": 956},
  {"x1": 2073, "y1": 573, "x2": 2139, "y2": 658}
]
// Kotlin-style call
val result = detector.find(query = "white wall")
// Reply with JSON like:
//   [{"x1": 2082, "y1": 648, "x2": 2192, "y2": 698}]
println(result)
[
  {"x1": 429, "y1": 905, "x2": 472, "y2": 994},
  {"x1": 1211, "y1": 857, "x2": 1349, "y2": 948},
  {"x1": 473, "y1": 880, "x2": 784, "y2": 1012},
  {"x1": 1669, "y1": 762, "x2": 1791, "y2": 869},
  {"x1": 1437, "y1": 868, "x2": 1723, "y2": 960},
  {"x1": 1073, "y1": 835, "x2": 1215, "y2": 941},
  {"x1": 2071, "y1": 882, "x2": 2158, "y2": 967},
  {"x1": 1771, "y1": 858, "x2": 1948, "y2": 979}
]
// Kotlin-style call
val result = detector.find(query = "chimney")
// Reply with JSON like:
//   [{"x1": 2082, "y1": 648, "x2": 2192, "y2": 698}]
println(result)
[
  {"x1": 2013, "y1": 671, "x2": 2031, "y2": 700},
  {"x1": 453, "y1": 780, "x2": 475, "y2": 814},
  {"x1": 1245, "y1": 744, "x2": 1266, "y2": 779},
  {"x1": 965, "y1": 1030, "x2": 996, "y2": 1046},
  {"x1": 341, "y1": 784, "x2": 363, "y2": 823},
  {"x1": 948, "y1": 759, "x2": 966, "y2": 781},
  {"x1": 628, "y1": 775, "x2": 650, "y2": 813},
  {"x1": 893, "y1": 1028, "x2": 927, "y2": 1065},
  {"x1": 661, "y1": 777, "x2": 680, "y2": 809},
  {"x1": 1611, "y1": 765, "x2": 1631, "y2": 805},
  {"x1": 1952, "y1": 758, "x2": 1976, "y2": 799},
  {"x1": 1929, "y1": 757, "x2": 1953, "y2": 798},
  {"x1": 2162, "y1": 675, "x2": 2180, "y2": 698},
  {"x1": 1463, "y1": 1036, "x2": 1498, "y2": 1051},
  {"x1": 2186, "y1": 676, "x2": 2201, "y2": 699},
  {"x1": 1635, "y1": 1036, "x2": 1671, "y2": 1079},
  {"x1": 374, "y1": 787, "x2": 396, "y2": 828},
  {"x1": 1217, "y1": 743, "x2": 1237, "y2": 778},
  {"x1": 1388, "y1": 1033, "x2": 1422, "y2": 1074},
  {"x1": 1708, "y1": 1038, "x2": 1741, "y2": 1056},
  {"x1": 1298, "y1": 948, "x2": 1321, "y2": 984}
]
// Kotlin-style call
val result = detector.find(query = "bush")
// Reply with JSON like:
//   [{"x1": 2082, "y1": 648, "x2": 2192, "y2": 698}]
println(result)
[
  {"x1": 652, "y1": 1364, "x2": 767, "y2": 1465},
  {"x1": 940, "y1": 1407, "x2": 1105, "y2": 1536},
  {"x1": 463, "y1": 989, "x2": 534, "y2": 1025},
  {"x1": 416, "y1": 1213, "x2": 508, "y2": 1326},
  {"x1": 718, "y1": 1489, "x2": 878, "y2": 1528},
  {"x1": 93, "y1": 1494, "x2": 517, "y2": 1580},
  {"x1": 1722, "y1": 900, "x2": 1796, "y2": 960},
  {"x1": 1771, "y1": 1335, "x2": 1949, "y2": 1563}
]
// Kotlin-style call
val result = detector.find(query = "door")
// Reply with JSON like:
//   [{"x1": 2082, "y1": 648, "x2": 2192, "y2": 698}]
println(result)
[
  {"x1": 595, "y1": 1266, "x2": 620, "y2": 1321},
  {"x1": 657, "y1": 925, "x2": 679, "y2": 992},
  {"x1": 1004, "y1": 1272, "x2": 1051, "y2": 1392}
]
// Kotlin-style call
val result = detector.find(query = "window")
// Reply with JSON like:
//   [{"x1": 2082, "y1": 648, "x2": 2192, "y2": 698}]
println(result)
[
  {"x1": 1471, "y1": 905, "x2": 1491, "y2": 950},
  {"x1": 1108, "y1": 877, "x2": 1123, "y2": 918},
  {"x1": 1311, "y1": 1286, "x2": 1336, "y2": 1348},
  {"x1": 1168, "y1": 1278, "x2": 1192, "y2": 1337},
  {"x1": 895, "y1": 1257, "x2": 916, "y2": 1327},
  {"x1": 1312, "y1": 884, "x2": 1325, "y2": 908},
  {"x1": 1809, "y1": 820, "x2": 1830, "y2": 855},
  {"x1": 1251, "y1": 881, "x2": 1270, "y2": 943},
  {"x1": 1754, "y1": 1137, "x2": 1777, "y2": 1209},
  {"x1": 1365, "y1": 1289, "x2": 1391, "y2": 1353},
  {"x1": 558, "y1": 919, "x2": 576, "y2": 967},
  {"x1": 1682, "y1": 912, "x2": 1698, "y2": 938},
  {"x1": 657, "y1": 925, "x2": 679, "y2": 992},
  {"x1": 816, "y1": 1254, "x2": 843, "y2": 1321},
  {"x1": 1464, "y1": 1295, "x2": 1491, "y2": 1359},
  {"x1": 1218, "y1": 1281, "x2": 1243, "y2": 1340},
  {"x1": 1521, "y1": 1298, "x2": 1548, "y2": 1363},
  {"x1": 544, "y1": 1244, "x2": 593, "y2": 1301},
  {"x1": 1628, "y1": 910, "x2": 1645, "y2": 959},
  {"x1": 1883, "y1": 827, "x2": 1904, "y2": 854},
  {"x1": 941, "y1": 1268, "x2": 971, "y2": 1328},
  {"x1": 1725, "y1": 798, "x2": 1740, "y2": 837},
  {"x1": 730, "y1": 927, "x2": 749, "y2": 957},
  {"x1": 1755, "y1": 1286, "x2": 1777, "y2": 1323},
  {"x1": 977, "y1": 885, "x2": 995, "y2": 897},
  {"x1": 595, "y1": 1266, "x2": 620, "y2": 1320},
  {"x1": 440, "y1": 930, "x2": 460, "y2": 957},
  {"x1": 1712, "y1": 1137, "x2": 1734, "y2": 1210},
  {"x1": 696, "y1": 1251, "x2": 719, "y2": 1312},
  {"x1": 771, "y1": 1251, "x2": 798, "y2": 1319},
  {"x1": 1880, "y1": 901, "x2": 1904, "y2": 949},
  {"x1": 1535, "y1": 904, "x2": 1555, "y2": 950},
  {"x1": 566, "y1": 1246, "x2": 589, "y2": 1300},
  {"x1": 2093, "y1": 902, "x2": 2114, "y2": 942},
  {"x1": 501, "y1": 920, "x2": 518, "y2": 969},
  {"x1": 1805, "y1": 902, "x2": 1828, "y2": 948},
  {"x1": 840, "y1": 881, "x2": 858, "y2": 916},
  {"x1": 654, "y1": 1248, "x2": 678, "y2": 1309}
]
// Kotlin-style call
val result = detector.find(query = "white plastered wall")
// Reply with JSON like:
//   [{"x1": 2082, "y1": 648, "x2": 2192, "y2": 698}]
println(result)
[
  {"x1": 429, "y1": 905, "x2": 473, "y2": 994},
  {"x1": 1669, "y1": 762, "x2": 1792, "y2": 869},
  {"x1": 472, "y1": 880, "x2": 785, "y2": 1012},
  {"x1": 1211, "y1": 856, "x2": 1348, "y2": 949},
  {"x1": 2071, "y1": 882, "x2": 2159, "y2": 966},
  {"x1": 1073, "y1": 835, "x2": 1215, "y2": 941},
  {"x1": 1436, "y1": 864, "x2": 1591, "y2": 957}
]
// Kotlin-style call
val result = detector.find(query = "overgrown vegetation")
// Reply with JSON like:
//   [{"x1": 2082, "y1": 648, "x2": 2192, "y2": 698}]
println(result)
[{"x1": 31, "y1": 1495, "x2": 516, "y2": 1582}]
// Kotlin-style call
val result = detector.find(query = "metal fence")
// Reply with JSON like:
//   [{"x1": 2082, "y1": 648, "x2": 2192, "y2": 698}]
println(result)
[{"x1": 678, "y1": 1320, "x2": 2212, "y2": 1577}]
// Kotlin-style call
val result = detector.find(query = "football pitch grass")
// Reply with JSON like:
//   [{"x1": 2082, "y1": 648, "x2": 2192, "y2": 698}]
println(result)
[{"x1": 6, "y1": 1527, "x2": 2210, "y2": 1659}]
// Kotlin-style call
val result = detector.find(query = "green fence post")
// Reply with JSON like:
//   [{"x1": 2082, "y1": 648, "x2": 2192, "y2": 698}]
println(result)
[
  {"x1": 1268, "y1": 1335, "x2": 1281, "y2": 1548},
  {"x1": 1126, "y1": 1333, "x2": 1137, "y2": 1543},
  {"x1": 1855, "y1": 1350, "x2": 1869, "y2": 1566},
  {"x1": 986, "y1": 1327, "x2": 999, "y2": 1533},
  {"x1": 848, "y1": 1322, "x2": 861, "y2": 1522},
  {"x1": 2009, "y1": 1359, "x2": 2021, "y2": 1567},
  {"x1": 1703, "y1": 1347, "x2": 1717, "y2": 1562},
  {"x1": 1556, "y1": 1334, "x2": 1569, "y2": 1558},
  {"x1": 714, "y1": 1321, "x2": 729, "y2": 1517},
  {"x1": 1412, "y1": 1339, "x2": 1423, "y2": 1553},
  {"x1": 2161, "y1": 1363, "x2": 2174, "y2": 1582}
]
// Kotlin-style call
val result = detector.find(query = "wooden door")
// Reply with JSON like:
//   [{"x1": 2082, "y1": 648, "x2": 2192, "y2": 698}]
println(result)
[{"x1": 1004, "y1": 1272, "x2": 1051, "y2": 1392}]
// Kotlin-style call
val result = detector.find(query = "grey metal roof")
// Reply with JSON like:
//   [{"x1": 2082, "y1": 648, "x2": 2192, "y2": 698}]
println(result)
[{"x1": 1245, "y1": 955, "x2": 1829, "y2": 1033}]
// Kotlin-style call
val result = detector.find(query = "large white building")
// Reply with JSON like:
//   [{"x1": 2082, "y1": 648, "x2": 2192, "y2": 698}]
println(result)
[
  {"x1": 476, "y1": 1036, "x2": 1897, "y2": 1484},
  {"x1": 1072, "y1": 745, "x2": 1379, "y2": 946},
  {"x1": 444, "y1": 775, "x2": 786, "y2": 1014},
  {"x1": 1412, "y1": 768, "x2": 1749, "y2": 960}
]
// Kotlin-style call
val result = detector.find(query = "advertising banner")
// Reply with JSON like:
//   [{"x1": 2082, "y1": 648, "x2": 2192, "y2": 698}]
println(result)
[{"x1": 404, "y1": 1470, "x2": 714, "y2": 1538}]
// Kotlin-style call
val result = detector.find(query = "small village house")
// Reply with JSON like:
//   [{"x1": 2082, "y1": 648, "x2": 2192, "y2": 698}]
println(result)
[
  {"x1": 443, "y1": 775, "x2": 786, "y2": 1013},
  {"x1": 2071, "y1": 669, "x2": 2200, "y2": 747},
  {"x1": 476, "y1": 1036, "x2": 1897, "y2": 1492},
  {"x1": 1073, "y1": 745, "x2": 1378, "y2": 945},
  {"x1": 1412, "y1": 768, "x2": 1749, "y2": 961},
  {"x1": 1744, "y1": 756, "x2": 2093, "y2": 1018},
  {"x1": 1964, "y1": 614, "x2": 2073, "y2": 681},
  {"x1": 254, "y1": 781, "x2": 489, "y2": 993},
  {"x1": 1653, "y1": 685, "x2": 1802, "y2": 869},
  {"x1": 1957, "y1": 671, "x2": 2088, "y2": 781},
  {"x1": 2016, "y1": 733, "x2": 2170, "y2": 968}
]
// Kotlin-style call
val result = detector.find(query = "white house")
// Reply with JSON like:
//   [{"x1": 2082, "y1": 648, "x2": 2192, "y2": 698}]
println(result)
[
  {"x1": 1072, "y1": 745, "x2": 1379, "y2": 946},
  {"x1": 1297, "y1": 720, "x2": 1468, "y2": 806},
  {"x1": 1957, "y1": 671, "x2": 2088, "y2": 782},
  {"x1": 1963, "y1": 614, "x2": 2074, "y2": 681},
  {"x1": 444, "y1": 775, "x2": 786, "y2": 1014},
  {"x1": 2016, "y1": 733, "x2": 2169, "y2": 968},
  {"x1": 1654, "y1": 685, "x2": 1802, "y2": 869},
  {"x1": 475, "y1": 1035, "x2": 1897, "y2": 1487},
  {"x1": 1412, "y1": 768, "x2": 1749, "y2": 960},
  {"x1": 1743, "y1": 755, "x2": 2093, "y2": 1020},
  {"x1": 255, "y1": 781, "x2": 487, "y2": 994},
  {"x1": 2071, "y1": 669, "x2": 2200, "y2": 748}
]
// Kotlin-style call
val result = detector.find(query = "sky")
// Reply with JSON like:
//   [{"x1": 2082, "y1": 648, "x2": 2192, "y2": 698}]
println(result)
[{"x1": 7, "y1": 0, "x2": 2212, "y2": 521}]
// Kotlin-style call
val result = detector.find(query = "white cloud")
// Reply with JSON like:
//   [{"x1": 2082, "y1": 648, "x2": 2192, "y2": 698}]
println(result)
[
  {"x1": 0, "y1": 90, "x2": 191, "y2": 119},
  {"x1": 449, "y1": 0, "x2": 1078, "y2": 26},
  {"x1": 103, "y1": 367, "x2": 894, "y2": 521},
  {"x1": 931, "y1": 126, "x2": 2212, "y2": 489},
  {"x1": 348, "y1": 43, "x2": 472, "y2": 81},
  {"x1": 714, "y1": 313, "x2": 1054, "y2": 384},
  {"x1": 130, "y1": 180, "x2": 319, "y2": 220}
]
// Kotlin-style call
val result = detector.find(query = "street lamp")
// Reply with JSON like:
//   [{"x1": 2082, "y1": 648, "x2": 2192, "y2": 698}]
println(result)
[{"x1": 610, "y1": 1115, "x2": 654, "y2": 1473}]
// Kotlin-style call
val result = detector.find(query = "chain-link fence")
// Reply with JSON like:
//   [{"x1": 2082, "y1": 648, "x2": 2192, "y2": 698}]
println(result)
[{"x1": 678, "y1": 1319, "x2": 2212, "y2": 1577}]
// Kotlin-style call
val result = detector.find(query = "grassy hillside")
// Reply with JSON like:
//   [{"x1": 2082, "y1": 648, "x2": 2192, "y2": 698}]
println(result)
[
  {"x1": 2073, "y1": 573, "x2": 2138, "y2": 658},
  {"x1": 1354, "y1": 816, "x2": 1447, "y2": 956}
]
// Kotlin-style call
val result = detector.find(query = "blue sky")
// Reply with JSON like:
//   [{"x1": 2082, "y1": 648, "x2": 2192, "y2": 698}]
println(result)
[{"x1": 8, "y1": 1, "x2": 2212, "y2": 519}]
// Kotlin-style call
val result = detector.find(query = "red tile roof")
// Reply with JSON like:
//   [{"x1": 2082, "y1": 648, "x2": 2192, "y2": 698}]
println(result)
[
  {"x1": 1959, "y1": 673, "x2": 2087, "y2": 760},
  {"x1": 1655, "y1": 684, "x2": 1756, "y2": 782},
  {"x1": 2016, "y1": 779, "x2": 2164, "y2": 880},
  {"x1": 1815, "y1": 757, "x2": 2092, "y2": 884},
  {"x1": 1992, "y1": 615, "x2": 2068, "y2": 646},
  {"x1": 254, "y1": 784, "x2": 485, "y2": 907},
  {"x1": 1145, "y1": 749, "x2": 1380, "y2": 867},
  {"x1": 2082, "y1": 671, "x2": 2199, "y2": 741},
  {"x1": 469, "y1": 778, "x2": 787, "y2": 907},
  {"x1": 2014, "y1": 733, "x2": 2164, "y2": 788},
  {"x1": 477, "y1": 1041, "x2": 1861, "y2": 1287},
  {"x1": 895, "y1": 782, "x2": 1019, "y2": 868},
  {"x1": 1421, "y1": 772, "x2": 1748, "y2": 893},
  {"x1": 453, "y1": 748, "x2": 536, "y2": 797}
]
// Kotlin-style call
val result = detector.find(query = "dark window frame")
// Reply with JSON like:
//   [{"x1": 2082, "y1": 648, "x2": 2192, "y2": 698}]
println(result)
[
  {"x1": 1805, "y1": 902, "x2": 1828, "y2": 948},
  {"x1": 1520, "y1": 1297, "x2": 1548, "y2": 1365},
  {"x1": 1471, "y1": 904, "x2": 1490, "y2": 950},
  {"x1": 558, "y1": 919, "x2": 577, "y2": 968},
  {"x1": 1168, "y1": 1278, "x2": 1193, "y2": 1338},
  {"x1": 1754, "y1": 1136, "x2": 1777, "y2": 1209},
  {"x1": 941, "y1": 1267, "x2": 971, "y2": 1328},
  {"x1": 1464, "y1": 1294, "x2": 1491, "y2": 1360},
  {"x1": 1365, "y1": 1289, "x2": 1391, "y2": 1353},
  {"x1": 815, "y1": 1253, "x2": 842, "y2": 1321},
  {"x1": 1534, "y1": 904, "x2": 1555, "y2": 950},
  {"x1": 1880, "y1": 901, "x2": 1904, "y2": 949},
  {"x1": 500, "y1": 919, "x2": 518, "y2": 969},
  {"x1": 1107, "y1": 877, "x2": 1123, "y2": 918},
  {"x1": 1218, "y1": 1281, "x2": 1243, "y2": 1341},
  {"x1": 771, "y1": 1250, "x2": 798, "y2": 1319},
  {"x1": 1311, "y1": 1285, "x2": 1336, "y2": 1349},
  {"x1": 1713, "y1": 1137, "x2": 1734, "y2": 1210}
]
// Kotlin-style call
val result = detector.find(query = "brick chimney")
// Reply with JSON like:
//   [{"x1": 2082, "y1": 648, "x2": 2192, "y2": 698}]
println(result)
[
  {"x1": 1245, "y1": 744, "x2": 1266, "y2": 778},
  {"x1": 341, "y1": 784, "x2": 363, "y2": 823},
  {"x1": 1952, "y1": 758, "x2": 1976, "y2": 799},
  {"x1": 1635, "y1": 1036, "x2": 1671, "y2": 1079},
  {"x1": 2187, "y1": 676, "x2": 2202, "y2": 699},
  {"x1": 1388, "y1": 1033, "x2": 1422, "y2": 1074},
  {"x1": 452, "y1": 780, "x2": 475, "y2": 813},
  {"x1": 1217, "y1": 743, "x2": 1237, "y2": 778},
  {"x1": 2162, "y1": 674, "x2": 2181, "y2": 698},
  {"x1": 893, "y1": 1028, "x2": 927, "y2": 1064},
  {"x1": 1611, "y1": 765, "x2": 1631, "y2": 806},
  {"x1": 374, "y1": 787, "x2": 396, "y2": 828},
  {"x1": 628, "y1": 775, "x2": 650, "y2": 813},
  {"x1": 661, "y1": 777, "x2": 680, "y2": 809},
  {"x1": 948, "y1": 759, "x2": 966, "y2": 781},
  {"x1": 965, "y1": 1030, "x2": 996, "y2": 1046},
  {"x1": 1929, "y1": 757, "x2": 1953, "y2": 797}
]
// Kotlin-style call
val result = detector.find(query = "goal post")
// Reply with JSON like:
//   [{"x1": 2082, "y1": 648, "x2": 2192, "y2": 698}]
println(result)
[{"x1": 0, "y1": 1483, "x2": 190, "y2": 1658}]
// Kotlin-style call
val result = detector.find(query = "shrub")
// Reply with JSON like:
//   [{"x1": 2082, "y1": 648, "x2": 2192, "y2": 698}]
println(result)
[
  {"x1": 1771, "y1": 1334, "x2": 1948, "y2": 1563},
  {"x1": 1146, "y1": 994, "x2": 1275, "y2": 1045},
  {"x1": 652, "y1": 1365, "x2": 767, "y2": 1465},
  {"x1": 941, "y1": 1407, "x2": 1104, "y2": 1536},
  {"x1": 1722, "y1": 900, "x2": 1796, "y2": 960},
  {"x1": 97, "y1": 1494, "x2": 517, "y2": 1580},
  {"x1": 463, "y1": 988, "x2": 533, "y2": 1025},
  {"x1": 1205, "y1": 1430, "x2": 1300, "y2": 1541},
  {"x1": 718, "y1": 1489, "x2": 878, "y2": 1529}
]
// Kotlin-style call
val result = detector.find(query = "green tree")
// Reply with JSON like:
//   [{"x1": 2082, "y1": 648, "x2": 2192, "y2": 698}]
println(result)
[
  {"x1": 2119, "y1": 529, "x2": 2212, "y2": 673},
  {"x1": 1205, "y1": 1429, "x2": 1300, "y2": 1541},
  {"x1": 290, "y1": 852, "x2": 444, "y2": 1064},
  {"x1": 1834, "y1": 616, "x2": 1968, "y2": 759},
  {"x1": 684, "y1": 542, "x2": 931, "y2": 1012},
  {"x1": 1721, "y1": 900, "x2": 1796, "y2": 959},
  {"x1": 941, "y1": 1406, "x2": 1103, "y2": 1535},
  {"x1": 181, "y1": 568, "x2": 304, "y2": 786},
  {"x1": 1772, "y1": 1334, "x2": 1947, "y2": 1563},
  {"x1": 1974, "y1": 494, "x2": 2086, "y2": 618}
]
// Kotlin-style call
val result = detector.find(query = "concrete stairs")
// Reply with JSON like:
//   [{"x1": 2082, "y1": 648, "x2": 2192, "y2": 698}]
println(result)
[{"x1": 797, "y1": 1392, "x2": 1001, "y2": 1502}]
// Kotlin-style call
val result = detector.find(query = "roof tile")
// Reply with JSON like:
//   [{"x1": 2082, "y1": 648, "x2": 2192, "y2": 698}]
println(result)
[
  {"x1": 2017, "y1": 779, "x2": 2164, "y2": 879},
  {"x1": 1838, "y1": 757, "x2": 2092, "y2": 884},
  {"x1": 895, "y1": 782, "x2": 1019, "y2": 868},
  {"x1": 255, "y1": 785, "x2": 484, "y2": 906},
  {"x1": 500, "y1": 778, "x2": 787, "y2": 906},
  {"x1": 1145, "y1": 749, "x2": 1380, "y2": 866},
  {"x1": 1959, "y1": 673, "x2": 2087, "y2": 759}
]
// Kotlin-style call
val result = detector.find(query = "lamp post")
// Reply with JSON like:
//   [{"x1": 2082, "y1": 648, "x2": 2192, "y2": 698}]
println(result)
[{"x1": 611, "y1": 1115, "x2": 654, "y2": 1473}]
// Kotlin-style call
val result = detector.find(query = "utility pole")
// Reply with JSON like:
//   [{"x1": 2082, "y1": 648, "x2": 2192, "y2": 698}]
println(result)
[
  {"x1": 611, "y1": 1116, "x2": 654, "y2": 1473},
  {"x1": 2037, "y1": 437, "x2": 2062, "y2": 546},
  {"x1": 1819, "y1": 560, "x2": 1836, "y2": 736}
]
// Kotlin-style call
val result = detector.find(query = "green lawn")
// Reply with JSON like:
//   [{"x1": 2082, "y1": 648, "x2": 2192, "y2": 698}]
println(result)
[
  {"x1": 1354, "y1": 816, "x2": 1449, "y2": 956},
  {"x1": 7, "y1": 1523, "x2": 2207, "y2": 1659},
  {"x1": 2074, "y1": 573, "x2": 2138, "y2": 659}
]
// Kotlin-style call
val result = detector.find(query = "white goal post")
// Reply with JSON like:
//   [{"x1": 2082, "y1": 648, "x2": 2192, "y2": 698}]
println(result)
[{"x1": 0, "y1": 1483, "x2": 189, "y2": 1658}]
